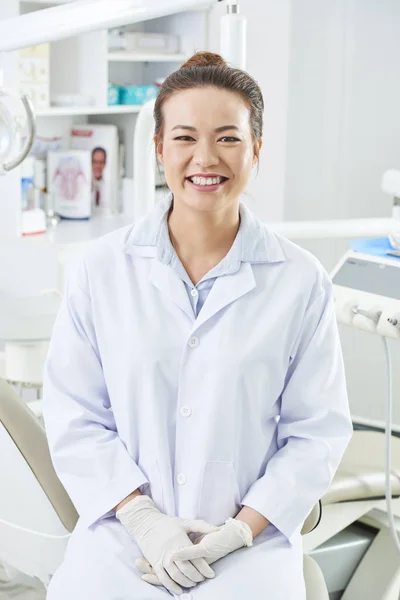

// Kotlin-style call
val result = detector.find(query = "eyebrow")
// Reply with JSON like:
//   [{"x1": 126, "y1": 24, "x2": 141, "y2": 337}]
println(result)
[{"x1": 171, "y1": 125, "x2": 240, "y2": 133}]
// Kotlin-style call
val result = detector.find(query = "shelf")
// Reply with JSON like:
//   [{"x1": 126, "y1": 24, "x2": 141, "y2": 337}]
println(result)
[
  {"x1": 14, "y1": 189, "x2": 170, "y2": 247},
  {"x1": 20, "y1": 0, "x2": 76, "y2": 4},
  {"x1": 108, "y1": 52, "x2": 186, "y2": 63},
  {"x1": 36, "y1": 105, "x2": 142, "y2": 117},
  {"x1": 21, "y1": 0, "x2": 204, "y2": 6}
]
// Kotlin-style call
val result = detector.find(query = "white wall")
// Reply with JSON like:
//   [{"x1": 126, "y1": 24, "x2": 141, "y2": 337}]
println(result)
[
  {"x1": 284, "y1": 0, "x2": 346, "y2": 222},
  {"x1": 285, "y1": 0, "x2": 400, "y2": 223},
  {"x1": 283, "y1": 0, "x2": 400, "y2": 428}
]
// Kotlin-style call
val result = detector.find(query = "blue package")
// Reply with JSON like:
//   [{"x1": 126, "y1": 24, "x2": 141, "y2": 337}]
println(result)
[
  {"x1": 108, "y1": 85, "x2": 121, "y2": 105},
  {"x1": 350, "y1": 237, "x2": 400, "y2": 261},
  {"x1": 120, "y1": 84, "x2": 159, "y2": 105}
]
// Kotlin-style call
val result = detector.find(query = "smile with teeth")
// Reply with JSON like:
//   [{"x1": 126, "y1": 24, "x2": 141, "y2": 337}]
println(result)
[{"x1": 188, "y1": 175, "x2": 227, "y2": 186}]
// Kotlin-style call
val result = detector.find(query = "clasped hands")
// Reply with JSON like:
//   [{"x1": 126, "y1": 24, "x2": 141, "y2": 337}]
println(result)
[{"x1": 116, "y1": 495, "x2": 253, "y2": 595}]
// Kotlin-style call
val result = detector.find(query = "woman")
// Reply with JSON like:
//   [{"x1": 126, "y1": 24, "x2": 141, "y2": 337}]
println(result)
[{"x1": 43, "y1": 52, "x2": 353, "y2": 600}]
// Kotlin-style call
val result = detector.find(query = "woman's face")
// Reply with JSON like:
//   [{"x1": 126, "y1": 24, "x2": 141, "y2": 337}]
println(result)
[{"x1": 156, "y1": 86, "x2": 261, "y2": 214}]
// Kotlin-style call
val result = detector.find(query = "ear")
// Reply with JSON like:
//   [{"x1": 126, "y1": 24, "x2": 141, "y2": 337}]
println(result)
[
  {"x1": 155, "y1": 136, "x2": 164, "y2": 165},
  {"x1": 253, "y1": 138, "x2": 263, "y2": 166}
]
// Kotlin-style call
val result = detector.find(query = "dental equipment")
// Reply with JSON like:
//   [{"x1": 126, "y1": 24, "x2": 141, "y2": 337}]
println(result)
[
  {"x1": 0, "y1": 84, "x2": 36, "y2": 175},
  {"x1": 332, "y1": 249, "x2": 400, "y2": 555}
]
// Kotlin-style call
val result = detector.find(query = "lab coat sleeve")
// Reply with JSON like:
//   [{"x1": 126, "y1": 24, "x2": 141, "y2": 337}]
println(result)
[
  {"x1": 43, "y1": 259, "x2": 148, "y2": 528},
  {"x1": 241, "y1": 275, "x2": 353, "y2": 544}
]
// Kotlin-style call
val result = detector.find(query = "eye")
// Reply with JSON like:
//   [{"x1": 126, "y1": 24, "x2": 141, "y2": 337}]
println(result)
[
  {"x1": 174, "y1": 136, "x2": 195, "y2": 141},
  {"x1": 219, "y1": 136, "x2": 241, "y2": 143}
]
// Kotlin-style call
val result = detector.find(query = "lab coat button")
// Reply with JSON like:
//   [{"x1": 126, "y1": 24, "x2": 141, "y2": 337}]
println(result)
[
  {"x1": 176, "y1": 473, "x2": 187, "y2": 485},
  {"x1": 180, "y1": 595, "x2": 192, "y2": 600},
  {"x1": 190, "y1": 288, "x2": 198, "y2": 297},
  {"x1": 180, "y1": 406, "x2": 192, "y2": 417},
  {"x1": 188, "y1": 336, "x2": 199, "y2": 348}
]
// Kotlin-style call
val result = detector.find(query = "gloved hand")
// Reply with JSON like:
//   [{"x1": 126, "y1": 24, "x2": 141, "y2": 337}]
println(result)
[
  {"x1": 116, "y1": 495, "x2": 217, "y2": 595},
  {"x1": 135, "y1": 517, "x2": 253, "y2": 586}
]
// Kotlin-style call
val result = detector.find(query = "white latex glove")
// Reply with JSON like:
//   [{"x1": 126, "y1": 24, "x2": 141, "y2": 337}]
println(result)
[
  {"x1": 116, "y1": 495, "x2": 217, "y2": 595},
  {"x1": 136, "y1": 517, "x2": 253, "y2": 586}
]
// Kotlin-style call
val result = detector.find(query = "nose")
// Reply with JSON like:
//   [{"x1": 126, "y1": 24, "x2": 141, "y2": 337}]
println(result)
[{"x1": 193, "y1": 139, "x2": 219, "y2": 169}]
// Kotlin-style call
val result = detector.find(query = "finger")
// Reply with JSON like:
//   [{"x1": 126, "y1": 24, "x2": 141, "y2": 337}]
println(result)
[
  {"x1": 192, "y1": 557, "x2": 216, "y2": 578},
  {"x1": 175, "y1": 559, "x2": 205, "y2": 584},
  {"x1": 194, "y1": 534, "x2": 206, "y2": 545},
  {"x1": 135, "y1": 558, "x2": 155, "y2": 575},
  {"x1": 165, "y1": 561, "x2": 197, "y2": 588},
  {"x1": 154, "y1": 566, "x2": 183, "y2": 596},
  {"x1": 142, "y1": 574, "x2": 162, "y2": 586},
  {"x1": 183, "y1": 519, "x2": 219, "y2": 535},
  {"x1": 172, "y1": 544, "x2": 208, "y2": 562}
]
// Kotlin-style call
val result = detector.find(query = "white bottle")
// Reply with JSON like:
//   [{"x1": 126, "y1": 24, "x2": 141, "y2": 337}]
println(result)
[
  {"x1": 389, "y1": 198, "x2": 400, "y2": 249},
  {"x1": 220, "y1": 1, "x2": 247, "y2": 70}
]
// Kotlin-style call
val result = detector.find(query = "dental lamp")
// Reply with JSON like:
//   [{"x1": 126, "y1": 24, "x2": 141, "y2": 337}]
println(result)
[{"x1": 0, "y1": 83, "x2": 36, "y2": 175}]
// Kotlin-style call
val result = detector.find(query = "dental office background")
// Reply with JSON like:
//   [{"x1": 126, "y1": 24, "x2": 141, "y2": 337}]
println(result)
[{"x1": 0, "y1": 0, "x2": 399, "y2": 431}]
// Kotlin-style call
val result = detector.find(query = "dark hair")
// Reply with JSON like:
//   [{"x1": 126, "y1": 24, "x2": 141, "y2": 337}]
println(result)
[
  {"x1": 153, "y1": 51, "x2": 264, "y2": 158},
  {"x1": 92, "y1": 147, "x2": 107, "y2": 161}
]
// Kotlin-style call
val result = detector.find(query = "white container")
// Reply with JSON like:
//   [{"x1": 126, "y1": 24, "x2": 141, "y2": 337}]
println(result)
[
  {"x1": 220, "y1": 5, "x2": 247, "y2": 70},
  {"x1": 124, "y1": 32, "x2": 180, "y2": 54},
  {"x1": 21, "y1": 208, "x2": 47, "y2": 236},
  {"x1": 47, "y1": 150, "x2": 92, "y2": 220}
]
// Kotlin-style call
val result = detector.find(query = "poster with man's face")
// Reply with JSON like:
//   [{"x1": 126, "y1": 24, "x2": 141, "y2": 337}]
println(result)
[
  {"x1": 70, "y1": 125, "x2": 118, "y2": 212},
  {"x1": 92, "y1": 147, "x2": 107, "y2": 206}
]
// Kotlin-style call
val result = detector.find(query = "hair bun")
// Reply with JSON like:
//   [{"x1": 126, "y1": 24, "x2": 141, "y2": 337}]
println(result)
[{"x1": 181, "y1": 51, "x2": 227, "y2": 69}]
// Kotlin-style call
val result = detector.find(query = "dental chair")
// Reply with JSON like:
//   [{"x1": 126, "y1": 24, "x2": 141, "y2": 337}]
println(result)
[
  {"x1": 0, "y1": 377, "x2": 78, "y2": 588},
  {"x1": 306, "y1": 429, "x2": 400, "y2": 600},
  {"x1": 0, "y1": 377, "x2": 328, "y2": 599}
]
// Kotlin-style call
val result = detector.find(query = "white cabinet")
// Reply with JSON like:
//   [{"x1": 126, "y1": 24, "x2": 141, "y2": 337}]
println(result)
[
  {"x1": 0, "y1": 0, "x2": 211, "y2": 239},
  {"x1": 17, "y1": 1, "x2": 209, "y2": 116}
]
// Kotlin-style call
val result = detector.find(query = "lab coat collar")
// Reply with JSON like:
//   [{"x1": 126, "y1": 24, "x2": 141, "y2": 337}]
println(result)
[
  {"x1": 123, "y1": 193, "x2": 287, "y2": 265},
  {"x1": 147, "y1": 255, "x2": 257, "y2": 326}
]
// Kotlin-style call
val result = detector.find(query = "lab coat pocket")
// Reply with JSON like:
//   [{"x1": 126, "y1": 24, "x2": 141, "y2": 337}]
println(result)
[{"x1": 197, "y1": 461, "x2": 241, "y2": 526}]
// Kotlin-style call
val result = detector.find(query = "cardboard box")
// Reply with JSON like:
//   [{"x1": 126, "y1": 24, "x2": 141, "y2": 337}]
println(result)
[{"x1": 19, "y1": 44, "x2": 50, "y2": 110}]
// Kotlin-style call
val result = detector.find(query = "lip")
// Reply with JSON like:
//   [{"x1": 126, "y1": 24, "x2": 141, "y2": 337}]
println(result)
[
  {"x1": 186, "y1": 173, "x2": 229, "y2": 179},
  {"x1": 185, "y1": 176, "x2": 228, "y2": 193}
]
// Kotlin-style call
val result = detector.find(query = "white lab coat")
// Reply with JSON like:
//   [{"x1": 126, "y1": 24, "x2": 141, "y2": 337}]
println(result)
[{"x1": 43, "y1": 198, "x2": 352, "y2": 599}]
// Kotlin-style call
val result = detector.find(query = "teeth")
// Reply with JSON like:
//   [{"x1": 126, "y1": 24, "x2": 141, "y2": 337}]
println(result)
[{"x1": 190, "y1": 176, "x2": 223, "y2": 186}]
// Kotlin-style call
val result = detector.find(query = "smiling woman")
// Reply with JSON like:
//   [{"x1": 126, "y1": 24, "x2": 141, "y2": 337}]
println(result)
[
  {"x1": 150, "y1": 51, "x2": 265, "y2": 284},
  {"x1": 43, "y1": 49, "x2": 352, "y2": 600},
  {"x1": 154, "y1": 52, "x2": 263, "y2": 216}
]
